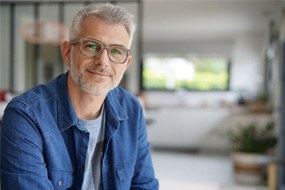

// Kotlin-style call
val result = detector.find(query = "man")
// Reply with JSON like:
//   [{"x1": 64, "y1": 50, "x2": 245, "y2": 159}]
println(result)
[{"x1": 1, "y1": 3, "x2": 159, "y2": 190}]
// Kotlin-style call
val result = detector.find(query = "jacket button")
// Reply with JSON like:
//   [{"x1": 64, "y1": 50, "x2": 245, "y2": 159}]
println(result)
[{"x1": 58, "y1": 180, "x2": 63, "y2": 186}]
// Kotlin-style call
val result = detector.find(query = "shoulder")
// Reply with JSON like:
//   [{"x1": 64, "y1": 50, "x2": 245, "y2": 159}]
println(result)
[
  {"x1": 108, "y1": 86, "x2": 141, "y2": 108},
  {"x1": 105, "y1": 86, "x2": 144, "y2": 121},
  {"x1": 8, "y1": 74, "x2": 66, "y2": 109}
]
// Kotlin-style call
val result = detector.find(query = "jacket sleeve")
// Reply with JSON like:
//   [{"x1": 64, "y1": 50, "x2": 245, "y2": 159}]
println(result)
[
  {"x1": 0, "y1": 101, "x2": 54, "y2": 190},
  {"x1": 130, "y1": 108, "x2": 159, "y2": 190}
]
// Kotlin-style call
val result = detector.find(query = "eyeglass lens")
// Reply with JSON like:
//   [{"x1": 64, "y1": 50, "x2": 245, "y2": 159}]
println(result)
[{"x1": 81, "y1": 40, "x2": 128, "y2": 63}]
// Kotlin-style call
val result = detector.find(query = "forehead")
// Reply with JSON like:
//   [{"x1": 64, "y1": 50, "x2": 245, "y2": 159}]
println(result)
[{"x1": 78, "y1": 16, "x2": 130, "y2": 47}]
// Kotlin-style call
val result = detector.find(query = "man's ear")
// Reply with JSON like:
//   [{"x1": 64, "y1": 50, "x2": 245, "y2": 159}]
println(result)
[
  {"x1": 60, "y1": 41, "x2": 72, "y2": 67},
  {"x1": 125, "y1": 55, "x2": 132, "y2": 68}
]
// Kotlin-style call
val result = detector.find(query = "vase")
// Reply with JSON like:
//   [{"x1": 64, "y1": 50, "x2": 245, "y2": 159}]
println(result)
[{"x1": 231, "y1": 152, "x2": 273, "y2": 185}]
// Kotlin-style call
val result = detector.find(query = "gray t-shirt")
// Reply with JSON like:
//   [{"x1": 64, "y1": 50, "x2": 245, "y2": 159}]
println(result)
[{"x1": 81, "y1": 107, "x2": 105, "y2": 190}]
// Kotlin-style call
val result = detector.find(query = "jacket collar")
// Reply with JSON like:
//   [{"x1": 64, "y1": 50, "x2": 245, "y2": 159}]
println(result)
[
  {"x1": 57, "y1": 72, "x2": 128, "y2": 132},
  {"x1": 57, "y1": 72, "x2": 80, "y2": 132}
]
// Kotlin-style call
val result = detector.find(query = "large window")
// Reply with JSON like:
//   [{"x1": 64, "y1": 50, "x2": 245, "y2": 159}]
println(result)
[{"x1": 142, "y1": 55, "x2": 230, "y2": 91}]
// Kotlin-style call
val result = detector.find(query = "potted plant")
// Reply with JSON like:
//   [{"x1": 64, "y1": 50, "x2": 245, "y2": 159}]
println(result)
[{"x1": 226, "y1": 121, "x2": 277, "y2": 185}]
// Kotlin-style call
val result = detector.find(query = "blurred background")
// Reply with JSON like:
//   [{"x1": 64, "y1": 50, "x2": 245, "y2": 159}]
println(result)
[{"x1": 0, "y1": 0, "x2": 285, "y2": 189}]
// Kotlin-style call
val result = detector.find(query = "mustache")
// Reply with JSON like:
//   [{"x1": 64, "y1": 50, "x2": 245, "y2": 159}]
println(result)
[{"x1": 86, "y1": 65, "x2": 114, "y2": 76}]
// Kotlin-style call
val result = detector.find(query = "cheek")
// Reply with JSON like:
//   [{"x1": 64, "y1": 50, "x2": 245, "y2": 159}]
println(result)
[
  {"x1": 115, "y1": 66, "x2": 127, "y2": 78},
  {"x1": 122, "y1": 64, "x2": 129, "y2": 73},
  {"x1": 70, "y1": 55, "x2": 87, "y2": 71}
]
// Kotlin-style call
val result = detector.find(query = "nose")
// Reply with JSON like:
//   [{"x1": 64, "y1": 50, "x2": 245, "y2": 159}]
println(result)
[{"x1": 94, "y1": 48, "x2": 110, "y2": 66}]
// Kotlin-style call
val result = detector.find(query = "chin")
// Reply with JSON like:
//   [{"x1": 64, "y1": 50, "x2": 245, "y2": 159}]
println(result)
[{"x1": 82, "y1": 85, "x2": 112, "y2": 96}]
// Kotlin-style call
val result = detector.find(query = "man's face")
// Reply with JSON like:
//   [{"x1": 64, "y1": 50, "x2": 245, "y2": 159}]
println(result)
[{"x1": 65, "y1": 16, "x2": 132, "y2": 96}]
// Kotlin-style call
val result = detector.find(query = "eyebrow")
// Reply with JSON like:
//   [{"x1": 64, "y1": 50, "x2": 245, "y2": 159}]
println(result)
[{"x1": 83, "y1": 37, "x2": 127, "y2": 48}]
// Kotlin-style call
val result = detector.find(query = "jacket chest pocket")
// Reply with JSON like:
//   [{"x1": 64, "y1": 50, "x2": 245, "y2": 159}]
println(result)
[
  {"x1": 47, "y1": 169, "x2": 74, "y2": 190},
  {"x1": 115, "y1": 158, "x2": 136, "y2": 188}
]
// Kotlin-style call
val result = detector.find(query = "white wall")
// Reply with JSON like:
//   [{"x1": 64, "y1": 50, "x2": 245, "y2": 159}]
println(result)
[{"x1": 231, "y1": 33, "x2": 267, "y2": 96}]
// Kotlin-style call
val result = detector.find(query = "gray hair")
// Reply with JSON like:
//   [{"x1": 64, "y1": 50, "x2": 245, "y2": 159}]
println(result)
[{"x1": 69, "y1": 3, "x2": 136, "y2": 45}]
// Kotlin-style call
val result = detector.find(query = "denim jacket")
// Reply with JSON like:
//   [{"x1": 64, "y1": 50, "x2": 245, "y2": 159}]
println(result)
[{"x1": 0, "y1": 73, "x2": 159, "y2": 190}]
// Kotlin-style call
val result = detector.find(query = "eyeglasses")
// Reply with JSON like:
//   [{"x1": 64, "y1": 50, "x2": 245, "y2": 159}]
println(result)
[{"x1": 70, "y1": 38, "x2": 131, "y2": 64}]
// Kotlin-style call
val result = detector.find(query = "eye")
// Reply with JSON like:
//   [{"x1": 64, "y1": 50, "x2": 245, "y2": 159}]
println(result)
[
  {"x1": 86, "y1": 43, "x2": 98, "y2": 51},
  {"x1": 111, "y1": 46, "x2": 127, "y2": 56},
  {"x1": 83, "y1": 41, "x2": 101, "y2": 53},
  {"x1": 111, "y1": 48, "x2": 121, "y2": 55}
]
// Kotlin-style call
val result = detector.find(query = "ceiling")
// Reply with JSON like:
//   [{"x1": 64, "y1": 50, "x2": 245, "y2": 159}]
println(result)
[
  {"x1": 142, "y1": 0, "x2": 285, "y2": 42},
  {"x1": 2, "y1": 0, "x2": 283, "y2": 43}
]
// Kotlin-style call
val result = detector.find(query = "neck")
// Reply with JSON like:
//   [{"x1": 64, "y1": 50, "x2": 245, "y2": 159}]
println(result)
[{"x1": 67, "y1": 74, "x2": 106, "y2": 120}]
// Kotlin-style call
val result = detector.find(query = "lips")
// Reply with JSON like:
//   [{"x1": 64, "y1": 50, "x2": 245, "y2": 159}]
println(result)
[{"x1": 87, "y1": 68, "x2": 112, "y2": 78}]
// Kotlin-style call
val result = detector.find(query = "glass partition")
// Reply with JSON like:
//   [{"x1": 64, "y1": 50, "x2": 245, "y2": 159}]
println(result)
[{"x1": 0, "y1": 1, "x2": 141, "y2": 94}]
